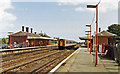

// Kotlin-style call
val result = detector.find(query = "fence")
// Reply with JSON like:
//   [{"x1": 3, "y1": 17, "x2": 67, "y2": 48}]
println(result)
[{"x1": 108, "y1": 36, "x2": 120, "y2": 63}]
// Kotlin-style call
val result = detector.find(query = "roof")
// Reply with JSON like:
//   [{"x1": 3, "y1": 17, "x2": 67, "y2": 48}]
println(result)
[
  {"x1": 79, "y1": 36, "x2": 93, "y2": 40},
  {"x1": 10, "y1": 31, "x2": 57, "y2": 40},
  {"x1": 98, "y1": 30, "x2": 117, "y2": 36},
  {"x1": 10, "y1": 31, "x2": 40, "y2": 37},
  {"x1": 79, "y1": 31, "x2": 117, "y2": 40},
  {"x1": 27, "y1": 36, "x2": 57, "y2": 40}
]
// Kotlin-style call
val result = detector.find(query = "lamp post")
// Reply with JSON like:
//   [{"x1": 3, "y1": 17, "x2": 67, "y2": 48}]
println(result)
[
  {"x1": 87, "y1": 3, "x2": 99, "y2": 65},
  {"x1": 85, "y1": 33, "x2": 90, "y2": 51},
  {"x1": 85, "y1": 28, "x2": 91, "y2": 54},
  {"x1": 8, "y1": 32, "x2": 13, "y2": 49},
  {"x1": 86, "y1": 25, "x2": 92, "y2": 54}
]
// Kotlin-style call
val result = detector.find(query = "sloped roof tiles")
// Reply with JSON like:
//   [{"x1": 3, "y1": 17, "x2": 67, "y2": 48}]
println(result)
[{"x1": 98, "y1": 30, "x2": 117, "y2": 36}]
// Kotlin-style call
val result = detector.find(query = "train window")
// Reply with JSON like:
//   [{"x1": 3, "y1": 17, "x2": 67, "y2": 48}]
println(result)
[{"x1": 66, "y1": 41, "x2": 68, "y2": 44}]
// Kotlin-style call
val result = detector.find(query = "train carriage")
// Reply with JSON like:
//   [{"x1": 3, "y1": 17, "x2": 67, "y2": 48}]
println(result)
[{"x1": 58, "y1": 39, "x2": 76, "y2": 49}]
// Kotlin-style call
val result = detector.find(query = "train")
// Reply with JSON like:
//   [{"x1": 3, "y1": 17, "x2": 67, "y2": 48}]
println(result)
[{"x1": 58, "y1": 39, "x2": 76, "y2": 49}]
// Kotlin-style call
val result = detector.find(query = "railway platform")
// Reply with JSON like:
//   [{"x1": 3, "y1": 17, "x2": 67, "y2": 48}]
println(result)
[{"x1": 55, "y1": 47, "x2": 119, "y2": 73}]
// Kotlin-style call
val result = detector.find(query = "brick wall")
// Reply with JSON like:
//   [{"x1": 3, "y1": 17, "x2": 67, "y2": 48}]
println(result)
[
  {"x1": 9, "y1": 36, "x2": 27, "y2": 44},
  {"x1": 98, "y1": 36, "x2": 111, "y2": 46},
  {"x1": 28, "y1": 39, "x2": 49, "y2": 46}
]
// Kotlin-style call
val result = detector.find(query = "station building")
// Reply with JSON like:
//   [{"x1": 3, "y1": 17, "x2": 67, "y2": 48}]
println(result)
[
  {"x1": 93, "y1": 30, "x2": 116, "y2": 46},
  {"x1": 8, "y1": 26, "x2": 57, "y2": 47}
]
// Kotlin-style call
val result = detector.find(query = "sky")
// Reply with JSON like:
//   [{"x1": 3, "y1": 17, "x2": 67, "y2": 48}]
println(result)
[{"x1": 0, "y1": 0, "x2": 119, "y2": 42}]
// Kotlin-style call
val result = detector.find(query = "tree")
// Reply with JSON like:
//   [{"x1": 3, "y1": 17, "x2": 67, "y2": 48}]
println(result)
[
  {"x1": 39, "y1": 33, "x2": 44, "y2": 37},
  {"x1": 107, "y1": 24, "x2": 120, "y2": 36},
  {"x1": 53, "y1": 37, "x2": 59, "y2": 40},
  {"x1": 1, "y1": 38, "x2": 8, "y2": 44},
  {"x1": 39, "y1": 32, "x2": 51, "y2": 38},
  {"x1": 43, "y1": 33, "x2": 51, "y2": 38}
]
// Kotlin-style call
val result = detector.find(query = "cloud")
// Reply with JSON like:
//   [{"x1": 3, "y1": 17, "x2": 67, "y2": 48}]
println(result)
[
  {"x1": 58, "y1": 0, "x2": 99, "y2": 5},
  {"x1": 0, "y1": 0, "x2": 16, "y2": 32},
  {"x1": 58, "y1": 0, "x2": 118, "y2": 13},
  {"x1": 75, "y1": 7, "x2": 95, "y2": 12},
  {"x1": 75, "y1": 7, "x2": 86, "y2": 12}
]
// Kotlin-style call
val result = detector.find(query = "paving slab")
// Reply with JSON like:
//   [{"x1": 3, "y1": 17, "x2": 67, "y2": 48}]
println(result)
[
  {"x1": 55, "y1": 47, "x2": 119, "y2": 73},
  {"x1": 101, "y1": 57, "x2": 119, "y2": 72}
]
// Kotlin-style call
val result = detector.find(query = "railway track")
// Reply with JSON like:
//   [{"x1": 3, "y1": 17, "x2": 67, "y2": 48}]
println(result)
[
  {"x1": 32, "y1": 50, "x2": 74, "y2": 73},
  {"x1": 1, "y1": 46, "x2": 57, "y2": 58},
  {"x1": 4, "y1": 50, "x2": 74, "y2": 73},
  {"x1": 1, "y1": 46, "x2": 77, "y2": 73},
  {"x1": 2, "y1": 50, "x2": 73, "y2": 73},
  {"x1": 1, "y1": 47, "x2": 57, "y2": 62},
  {"x1": 1, "y1": 47, "x2": 56, "y2": 70},
  {"x1": 2, "y1": 48, "x2": 56, "y2": 64},
  {"x1": 1, "y1": 49, "x2": 57, "y2": 68},
  {"x1": 2, "y1": 50, "x2": 61, "y2": 72}
]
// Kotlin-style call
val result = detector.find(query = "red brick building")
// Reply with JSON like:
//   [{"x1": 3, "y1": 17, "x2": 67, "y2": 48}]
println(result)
[
  {"x1": 95, "y1": 30, "x2": 116, "y2": 46},
  {"x1": 8, "y1": 26, "x2": 57, "y2": 47}
]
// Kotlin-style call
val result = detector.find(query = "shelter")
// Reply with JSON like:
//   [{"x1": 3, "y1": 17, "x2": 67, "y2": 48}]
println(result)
[
  {"x1": 79, "y1": 36, "x2": 93, "y2": 46},
  {"x1": 95, "y1": 30, "x2": 117, "y2": 46}
]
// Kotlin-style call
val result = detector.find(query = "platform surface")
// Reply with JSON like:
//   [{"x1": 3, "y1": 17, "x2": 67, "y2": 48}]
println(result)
[{"x1": 55, "y1": 47, "x2": 119, "y2": 73}]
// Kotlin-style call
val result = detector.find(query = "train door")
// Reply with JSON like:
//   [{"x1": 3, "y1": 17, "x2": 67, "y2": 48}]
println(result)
[{"x1": 60, "y1": 40, "x2": 63, "y2": 46}]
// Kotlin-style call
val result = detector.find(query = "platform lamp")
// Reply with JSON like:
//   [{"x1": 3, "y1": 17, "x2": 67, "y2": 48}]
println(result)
[
  {"x1": 86, "y1": 25, "x2": 92, "y2": 54},
  {"x1": 85, "y1": 33, "x2": 90, "y2": 51},
  {"x1": 8, "y1": 32, "x2": 13, "y2": 49},
  {"x1": 87, "y1": 1, "x2": 100, "y2": 65},
  {"x1": 85, "y1": 30, "x2": 91, "y2": 54}
]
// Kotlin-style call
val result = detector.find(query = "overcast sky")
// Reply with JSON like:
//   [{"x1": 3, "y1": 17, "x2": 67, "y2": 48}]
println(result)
[{"x1": 0, "y1": 0, "x2": 118, "y2": 42}]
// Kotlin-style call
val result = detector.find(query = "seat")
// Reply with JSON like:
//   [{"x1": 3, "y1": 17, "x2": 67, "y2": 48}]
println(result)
[{"x1": 101, "y1": 50, "x2": 108, "y2": 56}]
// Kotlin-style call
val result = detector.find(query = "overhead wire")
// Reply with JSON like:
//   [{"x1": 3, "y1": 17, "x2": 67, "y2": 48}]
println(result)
[
  {"x1": 98, "y1": 0, "x2": 101, "y2": 5},
  {"x1": 90, "y1": 12, "x2": 95, "y2": 25},
  {"x1": 91, "y1": 0, "x2": 101, "y2": 26}
]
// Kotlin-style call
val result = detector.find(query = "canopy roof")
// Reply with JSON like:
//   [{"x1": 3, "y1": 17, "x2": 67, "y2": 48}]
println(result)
[
  {"x1": 27, "y1": 36, "x2": 57, "y2": 40},
  {"x1": 98, "y1": 30, "x2": 117, "y2": 36},
  {"x1": 79, "y1": 36, "x2": 93, "y2": 40}
]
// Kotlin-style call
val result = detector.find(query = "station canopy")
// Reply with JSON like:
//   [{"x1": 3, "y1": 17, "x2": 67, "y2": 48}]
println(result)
[{"x1": 79, "y1": 36, "x2": 93, "y2": 40}]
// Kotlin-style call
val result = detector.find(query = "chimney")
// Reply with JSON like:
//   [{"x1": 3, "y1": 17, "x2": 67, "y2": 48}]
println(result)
[
  {"x1": 31, "y1": 28, "x2": 33, "y2": 33},
  {"x1": 26, "y1": 27, "x2": 29, "y2": 32},
  {"x1": 35, "y1": 32, "x2": 36, "y2": 34},
  {"x1": 22, "y1": 26, "x2": 24, "y2": 32},
  {"x1": 99, "y1": 28, "x2": 101, "y2": 32}
]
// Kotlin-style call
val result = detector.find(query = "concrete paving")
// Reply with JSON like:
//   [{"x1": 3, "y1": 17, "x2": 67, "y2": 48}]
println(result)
[
  {"x1": 101, "y1": 57, "x2": 119, "y2": 72},
  {"x1": 55, "y1": 47, "x2": 119, "y2": 73}
]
